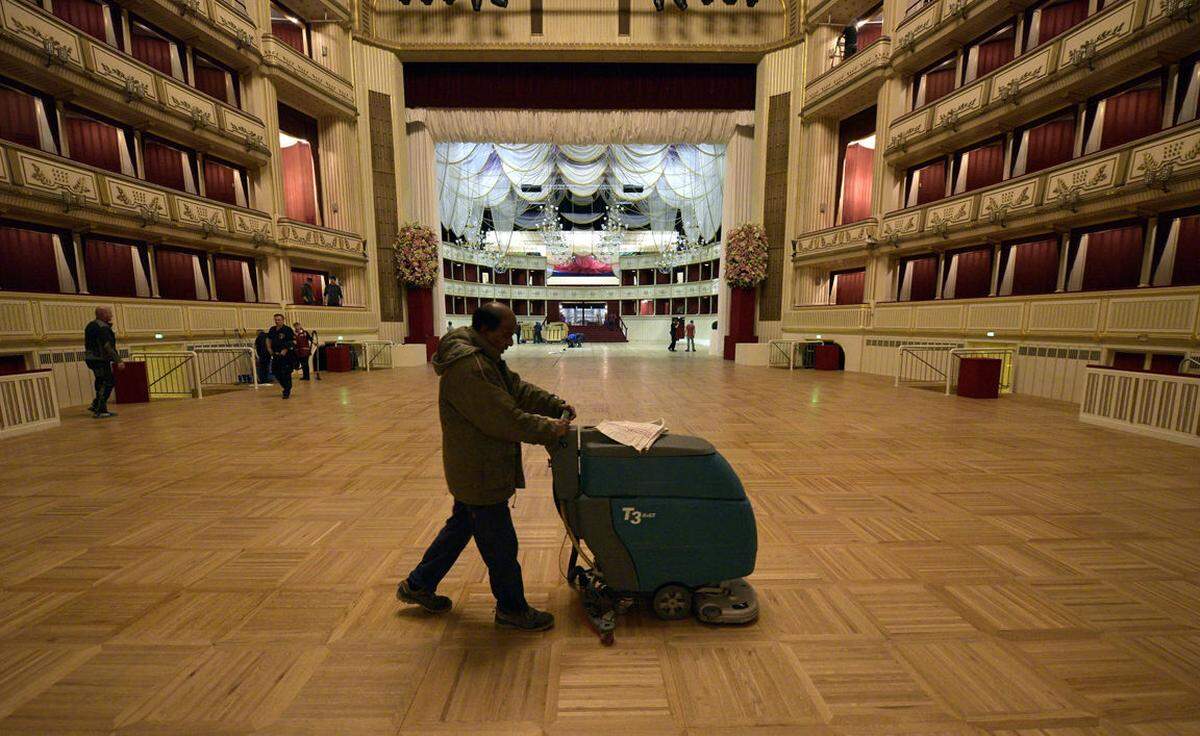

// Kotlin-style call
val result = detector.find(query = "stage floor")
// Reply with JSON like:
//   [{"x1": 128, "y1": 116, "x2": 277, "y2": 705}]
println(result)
[{"x1": 2, "y1": 345, "x2": 1199, "y2": 734}]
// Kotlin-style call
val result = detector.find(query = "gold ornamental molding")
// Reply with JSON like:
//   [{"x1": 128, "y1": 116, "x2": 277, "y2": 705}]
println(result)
[
  {"x1": 276, "y1": 220, "x2": 368, "y2": 261},
  {"x1": 260, "y1": 36, "x2": 357, "y2": 119},
  {"x1": 792, "y1": 219, "x2": 877, "y2": 263},
  {"x1": 802, "y1": 38, "x2": 891, "y2": 118}
]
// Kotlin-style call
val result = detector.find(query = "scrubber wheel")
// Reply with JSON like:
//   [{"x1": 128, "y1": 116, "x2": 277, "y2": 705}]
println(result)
[{"x1": 652, "y1": 584, "x2": 692, "y2": 620}]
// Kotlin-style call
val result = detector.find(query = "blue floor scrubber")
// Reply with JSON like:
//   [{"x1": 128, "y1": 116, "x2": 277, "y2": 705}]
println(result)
[{"x1": 550, "y1": 424, "x2": 759, "y2": 644}]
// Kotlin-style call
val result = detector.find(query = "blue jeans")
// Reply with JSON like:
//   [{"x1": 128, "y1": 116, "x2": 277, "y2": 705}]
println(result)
[{"x1": 407, "y1": 499, "x2": 528, "y2": 614}]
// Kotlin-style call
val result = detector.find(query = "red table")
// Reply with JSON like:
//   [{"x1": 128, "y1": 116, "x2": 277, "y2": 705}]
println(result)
[
  {"x1": 957, "y1": 357, "x2": 1002, "y2": 399},
  {"x1": 325, "y1": 345, "x2": 352, "y2": 372},
  {"x1": 814, "y1": 344, "x2": 842, "y2": 371},
  {"x1": 114, "y1": 361, "x2": 150, "y2": 404}
]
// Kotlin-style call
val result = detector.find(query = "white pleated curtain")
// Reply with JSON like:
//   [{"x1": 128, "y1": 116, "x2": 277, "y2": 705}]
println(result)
[{"x1": 434, "y1": 142, "x2": 726, "y2": 243}]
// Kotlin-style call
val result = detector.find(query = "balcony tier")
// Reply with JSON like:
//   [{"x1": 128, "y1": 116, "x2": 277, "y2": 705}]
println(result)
[
  {"x1": 803, "y1": 38, "x2": 892, "y2": 119},
  {"x1": 276, "y1": 219, "x2": 367, "y2": 263},
  {"x1": 442, "y1": 280, "x2": 720, "y2": 301},
  {"x1": 260, "y1": 35, "x2": 356, "y2": 119}
]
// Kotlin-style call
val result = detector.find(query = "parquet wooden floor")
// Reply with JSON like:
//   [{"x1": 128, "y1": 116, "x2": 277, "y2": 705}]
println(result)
[{"x1": 1, "y1": 343, "x2": 1199, "y2": 735}]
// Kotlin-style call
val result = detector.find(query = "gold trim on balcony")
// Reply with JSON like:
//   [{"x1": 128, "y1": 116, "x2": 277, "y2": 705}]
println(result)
[
  {"x1": 121, "y1": 0, "x2": 261, "y2": 68},
  {"x1": 0, "y1": 139, "x2": 275, "y2": 253},
  {"x1": 884, "y1": 0, "x2": 1195, "y2": 166},
  {"x1": 260, "y1": 35, "x2": 356, "y2": 119},
  {"x1": 878, "y1": 120, "x2": 1200, "y2": 252},
  {"x1": 0, "y1": 0, "x2": 269, "y2": 166},
  {"x1": 792, "y1": 218, "x2": 878, "y2": 262},
  {"x1": 804, "y1": 38, "x2": 892, "y2": 119},
  {"x1": 891, "y1": 0, "x2": 1042, "y2": 75},
  {"x1": 275, "y1": 219, "x2": 366, "y2": 261}
]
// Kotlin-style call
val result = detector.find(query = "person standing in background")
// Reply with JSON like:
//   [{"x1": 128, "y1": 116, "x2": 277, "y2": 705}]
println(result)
[
  {"x1": 300, "y1": 277, "x2": 315, "y2": 305},
  {"x1": 668, "y1": 317, "x2": 679, "y2": 352},
  {"x1": 324, "y1": 276, "x2": 343, "y2": 307},
  {"x1": 293, "y1": 322, "x2": 312, "y2": 380},
  {"x1": 686, "y1": 319, "x2": 696, "y2": 352},
  {"x1": 254, "y1": 329, "x2": 272, "y2": 384},
  {"x1": 84, "y1": 307, "x2": 123, "y2": 418},
  {"x1": 267, "y1": 314, "x2": 296, "y2": 399}
]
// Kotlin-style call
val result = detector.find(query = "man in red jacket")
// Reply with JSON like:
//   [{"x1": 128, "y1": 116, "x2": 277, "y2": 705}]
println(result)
[
  {"x1": 685, "y1": 319, "x2": 696, "y2": 352},
  {"x1": 293, "y1": 321, "x2": 312, "y2": 380}
]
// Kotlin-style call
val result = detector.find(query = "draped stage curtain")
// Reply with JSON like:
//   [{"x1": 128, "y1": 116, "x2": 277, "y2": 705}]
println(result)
[
  {"x1": 65, "y1": 114, "x2": 131, "y2": 175},
  {"x1": 944, "y1": 246, "x2": 992, "y2": 299},
  {"x1": 193, "y1": 60, "x2": 234, "y2": 105},
  {"x1": 130, "y1": 23, "x2": 182, "y2": 80},
  {"x1": 213, "y1": 255, "x2": 251, "y2": 302},
  {"x1": 1035, "y1": 0, "x2": 1088, "y2": 45},
  {"x1": 142, "y1": 138, "x2": 195, "y2": 193},
  {"x1": 0, "y1": 226, "x2": 71, "y2": 294},
  {"x1": 1099, "y1": 84, "x2": 1163, "y2": 151},
  {"x1": 1015, "y1": 115, "x2": 1075, "y2": 176},
  {"x1": 155, "y1": 248, "x2": 200, "y2": 300},
  {"x1": 839, "y1": 140, "x2": 874, "y2": 224},
  {"x1": 1150, "y1": 214, "x2": 1199, "y2": 287},
  {"x1": 280, "y1": 138, "x2": 319, "y2": 224},
  {"x1": 909, "y1": 160, "x2": 947, "y2": 206},
  {"x1": 53, "y1": 0, "x2": 117, "y2": 45},
  {"x1": 857, "y1": 21, "x2": 883, "y2": 49},
  {"x1": 84, "y1": 239, "x2": 140, "y2": 297},
  {"x1": 203, "y1": 159, "x2": 246, "y2": 207},
  {"x1": 957, "y1": 141, "x2": 1004, "y2": 194},
  {"x1": 1072, "y1": 224, "x2": 1144, "y2": 292},
  {"x1": 902, "y1": 256, "x2": 938, "y2": 301},
  {"x1": 833, "y1": 269, "x2": 865, "y2": 304}
]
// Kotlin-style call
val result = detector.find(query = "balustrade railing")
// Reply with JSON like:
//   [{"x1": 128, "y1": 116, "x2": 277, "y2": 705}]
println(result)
[
  {"x1": 128, "y1": 350, "x2": 202, "y2": 399},
  {"x1": 0, "y1": 370, "x2": 60, "y2": 438}
]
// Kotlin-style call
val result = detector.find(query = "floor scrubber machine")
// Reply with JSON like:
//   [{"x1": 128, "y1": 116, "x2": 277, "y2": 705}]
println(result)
[{"x1": 550, "y1": 424, "x2": 759, "y2": 645}]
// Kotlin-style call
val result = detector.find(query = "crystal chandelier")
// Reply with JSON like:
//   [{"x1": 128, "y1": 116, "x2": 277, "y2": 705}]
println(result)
[
  {"x1": 594, "y1": 205, "x2": 624, "y2": 264},
  {"x1": 539, "y1": 203, "x2": 571, "y2": 265}
]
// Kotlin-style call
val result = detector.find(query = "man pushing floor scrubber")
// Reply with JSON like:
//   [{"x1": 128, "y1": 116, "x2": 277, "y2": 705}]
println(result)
[{"x1": 397, "y1": 301, "x2": 758, "y2": 642}]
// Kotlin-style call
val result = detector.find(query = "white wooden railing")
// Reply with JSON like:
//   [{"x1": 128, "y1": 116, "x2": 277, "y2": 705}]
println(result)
[
  {"x1": 1080, "y1": 367, "x2": 1200, "y2": 447},
  {"x1": 768, "y1": 338, "x2": 824, "y2": 369},
  {"x1": 895, "y1": 344, "x2": 956, "y2": 388},
  {"x1": 192, "y1": 347, "x2": 259, "y2": 389},
  {"x1": 128, "y1": 351, "x2": 203, "y2": 399},
  {"x1": 0, "y1": 371, "x2": 61, "y2": 438},
  {"x1": 337, "y1": 340, "x2": 395, "y2": 371}
]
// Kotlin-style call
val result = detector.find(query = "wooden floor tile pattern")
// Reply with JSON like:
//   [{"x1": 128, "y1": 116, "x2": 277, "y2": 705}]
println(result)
[{"x1": 0, "y1": 343, "x2": 1198, "y2": 733}]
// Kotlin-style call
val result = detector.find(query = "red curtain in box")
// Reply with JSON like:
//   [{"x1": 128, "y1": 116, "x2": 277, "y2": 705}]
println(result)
[
  {"x1": 976, "y1": 38, "x2": 1014, "y2": 78},
  {"x1": 1172, "y1": 215, "x2": 1200, "y2": 286},
  {"x1": 914, "y1": 160, "x2": 947, "y2": 205},
  {"x1": 922, "y1": 68, "x2": 956, "y2": 106},
  {"x1": 213, "y1": 255, "x2": 248, "y2": 302},
  {"x1": 64, "y1": 115, "x2": 124, "y2": 174},
  {"x1": 280, "y1": 139, "x2": 319, "y2": 224},
  {"x1": 513, "y1": 269, "x2": 528, "y2": 285},
  {"x1": 907, "y1": 256, "x2": 938, "y2": 301},
  {"x1": 0, "y1": 355, "x2": 26, "y2": 375},
  {"x1": 950, "y1": 247, "x2": 993, "y2": 298},
  {"x1": 84, "y1": 240, "x2": 137, "y2": 297},
  {"x1": 964, "y1": 142, "x2": 1004, "y2": 192},
  {"x1": 1024, "y1": 117, "x2": 1076, "y2": 174},
  {"x1": 621, "y1": 270, "x2": 635, "y2": 286},
  {"x1": 271, "y1": 18, "x2": 306, "y2": 54},
  {"x1": 1037, "y1": 0, "x2": 1088, "y2": 45},
  {"x1": 639, "y1": 299, "x2": 653, "y2": 315},
  {"x1": 203, "y1": 159, "x2": 239, "y2": 206},
  {"x1": 839, "y1": 142, "x2": 874, "y2": 224},
  {"x1": 291, "y1": 270, "x2": 324, "y2": 304},
  {"x1": 1100, "y1": 86, "x2": 1163, "y2": 151},
  {"x1": 155, "y1": 248, "x2": 198, "y2": 300},
  {"x1": 834, "y1": 269, "x2": 865, "y2": 304},
  {"x1": 1082, "y1": 225, "x2": 1144, "y2": 291},
  {"x1": 52, "y1": 0, "x2": 109, "y2": 43},
  {"x1": 142, "y1": 139, "x2": 188, "y2": 192},
  {"x1": 130, "y1": 28, "x2": 175, "y2": 77},
  {"x1": 192, "y1": 60, "x2": 232, "y2": 104},
  {"x1": 1111, "y1": 351, "x2": 1145, "y2": 371},
  {"x1": 0, "y1": 226, "x2": 59, "y2": 293},
  {"x1": 465, "y1": 263, "x2": 478, "y2": 282},
  {"x1": 546, "y1": 300, "x2": 562, "y2": 322},
  {"x1": 0, "y1": 86, "x2": 39, "y2": 149},
  {"x1": 1150, "y1": 353, "x2": 1182, "y2": 374},
  {"x1": 1011, "y1": 238, "x2": 1060, "y2": 295},
  {"x1": 857, "y1": 22, "x2": 883, "y2": 48}
]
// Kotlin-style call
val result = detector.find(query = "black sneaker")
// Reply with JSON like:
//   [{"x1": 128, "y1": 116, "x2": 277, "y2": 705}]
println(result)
[
  {"x1": 495, "y1": 606, "x2": 554, "y2": 631},
  {"x1": 396, "y1": 579, "x2": 452, "y2": 613},
  {"x1": 282, "y1": 391, "x2": 290, "y2": 399},
  {"x1": 94, "y1": 411, "x2": 116, "y2": 419}
]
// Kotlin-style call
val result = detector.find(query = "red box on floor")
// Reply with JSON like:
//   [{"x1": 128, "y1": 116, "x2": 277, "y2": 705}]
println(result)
[
  {"x1": 114, "y1": 361, "x2": 150, "y2": 403},
  {"x1": 957, "y1": 357, "x2": 1002, "y2": 399},
  {"x1": 325, "y1": 345, "x2": 352, "y2": 372},
  {"x1": 813, "y1": 345, "x2": 842, "y2": 370}
]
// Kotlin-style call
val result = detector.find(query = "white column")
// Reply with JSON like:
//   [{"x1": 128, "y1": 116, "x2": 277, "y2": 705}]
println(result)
[
  {"x1": 934, "y1": 251, "x2": 945, "y2": 300},
  {"x1": 989, "y1": 243, "x2": 1001, "y2": 297},
  {"x1": 207, "y1": 253, "x2": 219, "y2": 301},
  {"x1": 1139, "y1": 219, "x2": 1157, "y2": 287},
  {"x1": 1055, "y1": 233, "x2": 1070, "y2": 293},
  {"x1": 73, "y1": 233, "x2": 89, "y2": 294}
]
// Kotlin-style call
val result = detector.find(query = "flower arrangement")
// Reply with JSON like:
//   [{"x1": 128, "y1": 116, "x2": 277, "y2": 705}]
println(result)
[
  {"x1": 394, "y1": 222, "x2": 439, "y2": 288},
  {"x1": 725, "y1": 223, "x2": 769, "y2": 289}
]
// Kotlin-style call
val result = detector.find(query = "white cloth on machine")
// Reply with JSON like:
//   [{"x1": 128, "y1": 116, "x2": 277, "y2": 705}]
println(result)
[{"x1": 595, "y1": 419, "x2": 667, "y2": 453}]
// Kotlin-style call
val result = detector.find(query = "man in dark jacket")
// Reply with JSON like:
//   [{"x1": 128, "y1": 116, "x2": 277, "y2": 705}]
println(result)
[
  {"x1": 253, "y1": 330, "x2": 272, "y2": 384},
  {"x1": 84, "y1": 307, "x2": 123, "y2": 418},
  {"x1": 397, "y1": 302, "x2": 573, "y2": 631},
  {"x1": 300, "y1": 277, "x2": 315, "y2": 305},
  {"x1": 267, "y1": 314, "x2": 296, "y2": 399},
  {"x1": 324, "y1": 276, "x2": 343, "y2": 307}
]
